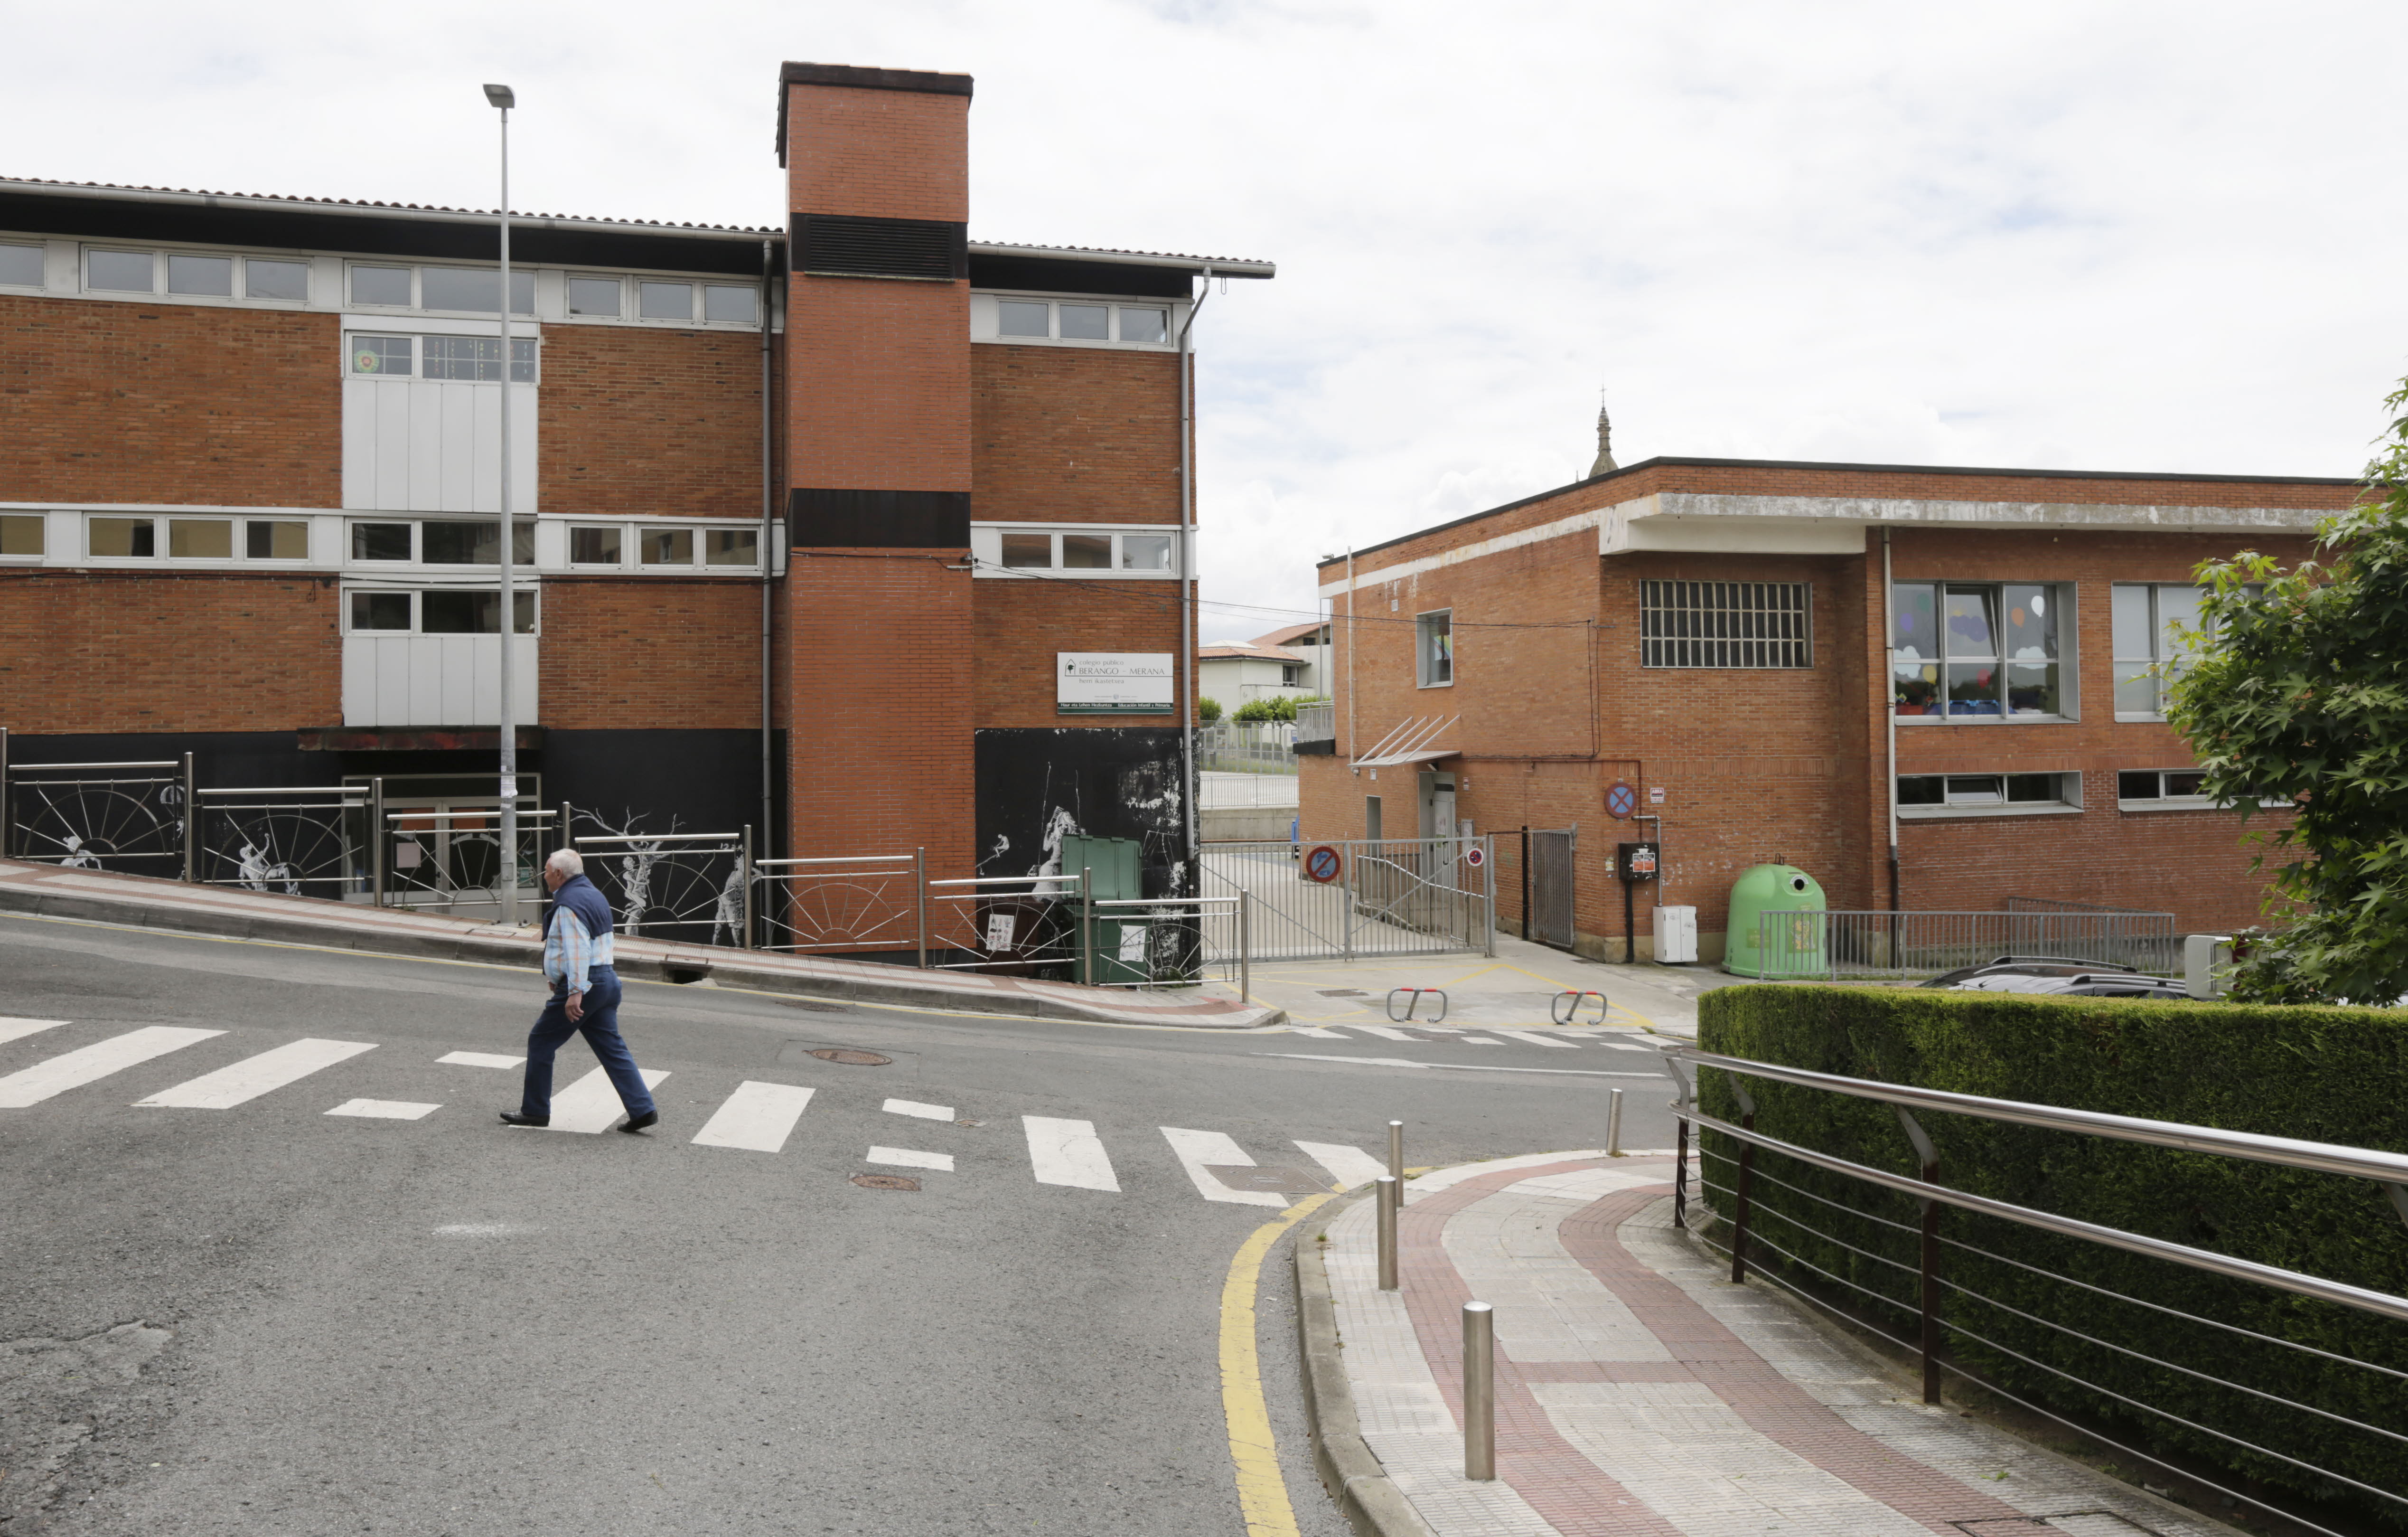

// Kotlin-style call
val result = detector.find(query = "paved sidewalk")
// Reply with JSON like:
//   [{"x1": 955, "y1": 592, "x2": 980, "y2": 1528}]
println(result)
[
  {"x1": 1306, "y1": 1152, "x2": 2236, "y2": 1537},
  {"x1": 0, "y1": 858, "x2": 1284, "y2": 1029}
]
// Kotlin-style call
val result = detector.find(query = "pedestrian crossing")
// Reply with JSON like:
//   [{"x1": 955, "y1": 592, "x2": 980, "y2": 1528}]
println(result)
[
  {"x1": 0, "y1": 1021, "x2": 1437, "y2": 1207},
  {"x1": 1278, "y1": 1022, "x2": 1661, "y2": 1051}
]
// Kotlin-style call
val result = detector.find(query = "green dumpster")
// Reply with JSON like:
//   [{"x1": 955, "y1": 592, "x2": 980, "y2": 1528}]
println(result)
[
  {"x1": 1061, "y1": 834, "x2": 1147, "y2": 984},
  {"x1": 1724, "y1": 863, "x2": 1827, "y2": 978}
]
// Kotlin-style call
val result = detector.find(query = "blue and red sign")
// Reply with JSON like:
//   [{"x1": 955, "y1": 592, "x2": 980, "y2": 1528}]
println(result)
[
  {"x1": 1303, "y1": 845, "x2": 1343, "y2": 884},
  {"x1": 1606, "y1": 782, "x2": 1638, "y2": 819}
]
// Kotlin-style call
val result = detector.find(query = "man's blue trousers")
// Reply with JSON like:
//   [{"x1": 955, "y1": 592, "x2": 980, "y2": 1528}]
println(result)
[{"x1": 519, "y1": 967, "x2": 655, "y2": 1120}]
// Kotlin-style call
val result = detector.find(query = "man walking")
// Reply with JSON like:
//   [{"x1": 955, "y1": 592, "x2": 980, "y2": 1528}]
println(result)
[{"x1": 500, "y1": 849, "x2": 659, "y2": 1133}]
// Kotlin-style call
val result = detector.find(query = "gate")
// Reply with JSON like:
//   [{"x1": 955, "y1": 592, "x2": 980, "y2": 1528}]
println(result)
[
  {"x1": 1528, "y1": 828, "x2": 1574, "y2": 950},
  {"x1": 1200, "y1": 836, "x2": 1493, "y2": 961}
]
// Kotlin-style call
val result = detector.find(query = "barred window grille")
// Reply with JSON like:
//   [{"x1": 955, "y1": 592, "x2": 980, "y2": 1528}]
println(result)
[{"x1": 1640, "y1": 581, "x2": 1812, "y2": 668}]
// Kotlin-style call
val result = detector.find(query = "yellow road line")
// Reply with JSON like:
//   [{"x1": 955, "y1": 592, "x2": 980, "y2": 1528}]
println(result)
[{"x1": 1220, "y1": 1190, "x2": 1336, "y2": 1536}]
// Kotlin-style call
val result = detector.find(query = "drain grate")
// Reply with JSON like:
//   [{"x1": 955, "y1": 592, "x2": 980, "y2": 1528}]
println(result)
[
  {"x1": 852, "y1": 1173, "x2": 920, "y2": 1191},
  {"x1": 1317, "y1": 988, "x2": 1368, "y2": 998},
  {"x1": 807, "y1": 1047, "x2": 892, "y2": 1066}
]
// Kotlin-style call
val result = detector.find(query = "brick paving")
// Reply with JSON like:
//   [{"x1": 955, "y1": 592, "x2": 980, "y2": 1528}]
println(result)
[{"x1": 1322, "y1": 1155, "x2": 2238, "y2": 1537}]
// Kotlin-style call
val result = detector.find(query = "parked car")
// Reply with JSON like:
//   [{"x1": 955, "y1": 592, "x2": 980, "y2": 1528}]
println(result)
[
  {"x1": 1940, "y1": 968, "x2": 2192, "y2": 1000},
  {"x1": 1919, "y1": 957, "x2": 2142, "y2": 990}
]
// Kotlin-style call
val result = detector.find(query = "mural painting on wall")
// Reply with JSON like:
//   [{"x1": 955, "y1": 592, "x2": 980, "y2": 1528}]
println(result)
[{"x1": 567, "y1": 808, "x2": 744, "y2": 945}]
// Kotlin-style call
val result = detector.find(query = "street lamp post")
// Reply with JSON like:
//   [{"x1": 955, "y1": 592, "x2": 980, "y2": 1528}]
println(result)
[{"x1": 483, "y1": 82, "x2": 520, "y2": 929}]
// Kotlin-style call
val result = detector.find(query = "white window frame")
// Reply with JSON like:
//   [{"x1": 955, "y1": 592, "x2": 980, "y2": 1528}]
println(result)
[
  {"x1": 340, "y1": 584, "x2": 540, "y2": 636},
  {"x1": 2111, "y1": 582, "x2": 2218, "y2": 722},
  {"x1": 84, "y1": 247, "x2": 159, "y2": 295},
  {"x1": 0, "y1": 240, "x2": 46, "y2": 291},
  {"x1": 635, "y1": 279, "x2": 699, "y2": 325},
  {"x1": 342, "y1": 518, "x2": 534, "y2": 570},
  {"x1": 970, "y1": 291, "x2": 1187, "y2": 352},
  {"x1": 1895, "y1": 771, "x2": 2084, "y2": 820},
  {"x1": 2115, "y1": 767, "x2": 2288, "y2": 813},
  {"x1": 968, "y1": 523, "x2": 1182, "y2": 579},
  {"x1": 1416, "y1": 609, "x2": 1454, "y2": 688},
  {"x1": 1640, "y1": 580, "x2": 1812, "y2": 669},
  {"x1": 1890, "y1": 579, "x2": 2079, "y2": 724},
  {"x1": 0, "y1": 511, "x2": 46, "y2": 561},
  {"x1": 567, "y1": 524, "x2": 628, "y2": 569},
  {"x1": 345, "y1": 332, "x2": 538, "y2": 384}
]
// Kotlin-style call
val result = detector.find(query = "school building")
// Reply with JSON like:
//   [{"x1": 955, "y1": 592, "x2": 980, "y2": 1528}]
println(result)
[
  {"x1": 0, "y1": 60, "x2": 1270, "y2": 907},
  {"x1": 1296, "y1": 453, "x2": 2352, "y2": 962}
]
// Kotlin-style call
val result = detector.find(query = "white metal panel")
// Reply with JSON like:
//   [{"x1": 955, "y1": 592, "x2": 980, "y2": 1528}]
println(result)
[
  {"x1": 470, "y1": 386, "x2": 502, "y2": 514},
  {"x1": 341, "y1": 635, "x2": 373, "y2": 725},
  {"x1": 533, "y1": 519, "x2": 566, "y2": 569},
  {"x1": 341, "y1": 378, "x2": 374, "y2": 509},
  {"x1": 376, "y1": 637, "x2": 413, "y2": 724},
  {"x1": 442, "y1": 637, "x2": 481, "y2": 721},
  {"x1": 513, "y1": 634, "x2": 539, "y2": 720},
  {"x1": 374, "y1": 382, "x2": 414, "y2": 511},
  {"x1": 511, "y1": 382, "x2": 538, "y2": 512},
  {"x1": 436, "y1": 382, "x2": 475, "y2": 512}
]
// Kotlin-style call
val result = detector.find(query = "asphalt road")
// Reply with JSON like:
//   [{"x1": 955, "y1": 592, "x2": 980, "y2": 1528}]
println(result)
[{"x1": 0, "y1": 911, "x2": 1680, "y2": 1536}]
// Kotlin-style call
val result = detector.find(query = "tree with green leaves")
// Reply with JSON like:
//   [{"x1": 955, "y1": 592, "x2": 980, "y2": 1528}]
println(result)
[{"x1": 2167, "y1": 379, "x2": 2408, "y2": 1002}]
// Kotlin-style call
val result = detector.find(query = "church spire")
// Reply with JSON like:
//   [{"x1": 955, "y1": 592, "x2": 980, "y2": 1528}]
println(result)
[{"x1": 1589, "y1": 389, "x2": 1618, "y2": 478}]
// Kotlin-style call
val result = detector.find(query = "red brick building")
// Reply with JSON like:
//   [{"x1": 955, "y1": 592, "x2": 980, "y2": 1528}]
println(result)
[
  {"x1": 1297, "y1": 456, "x2": 2354, "y2": 962},
  {"x1": 0, "y1": 61, "x2": 1270, "y2": 911}
]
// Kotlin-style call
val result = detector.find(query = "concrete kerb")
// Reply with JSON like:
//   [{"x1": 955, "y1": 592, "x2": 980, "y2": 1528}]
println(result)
[
  {"x1": 1292, "y1": 1188, "x2": 1438, "y2": 1537},
  {"x1": 0, "y1": 862, "x2": 1286, "y2": 1030}
]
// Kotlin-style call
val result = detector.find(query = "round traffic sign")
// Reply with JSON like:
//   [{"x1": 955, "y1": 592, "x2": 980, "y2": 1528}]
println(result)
[
  {"x1": 1607, "y1": 782, "x2": 1637, "y2": 819},
  {"x1": 1463, "y1": 845, "x2": 1486, "y2": 869},
  {"x1": 1303, "y1": 844, "x2": 1343, "y2": 884}
]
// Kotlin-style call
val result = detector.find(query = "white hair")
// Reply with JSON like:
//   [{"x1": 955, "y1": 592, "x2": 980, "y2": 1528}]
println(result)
[{"x1": 546, "y1": 848, "x2": 584, "y2": 877}]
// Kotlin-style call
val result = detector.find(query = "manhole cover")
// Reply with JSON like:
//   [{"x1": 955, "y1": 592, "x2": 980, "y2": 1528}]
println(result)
[
  {"x1": 852, "y1": 1173, "x2": 920, "y2": 1191},
  {"x1": 808, "y1": 1048, "x2": 892, "y2": 1066},
  {"x1": 1317, "y1": 988, "x2": 1368, "y2": 998},
  {"x1": 1208, "y1": 1164, "x2": 1331, "y2": 1196}
]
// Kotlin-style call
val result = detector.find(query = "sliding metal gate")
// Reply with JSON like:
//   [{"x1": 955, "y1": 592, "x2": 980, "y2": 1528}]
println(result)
[
  {"x1": 1528, "y1": 828, "x2": 1575, "y2": 951},
  {"x1": 1200, "y1": 836, "x2": 1493, "y2": 961}
]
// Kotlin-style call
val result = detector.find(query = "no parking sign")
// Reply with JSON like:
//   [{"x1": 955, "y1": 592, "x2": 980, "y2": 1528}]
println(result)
[
  {"x1": 1463, "y1": 844, "x2": 1486, "y2": 869},
  {"x1": 1303, "y1": 845, "x2": 1343, "y2": 884},
  {"x1": 1606, "y1": 782, "x2": 1638, "y2": 819}
]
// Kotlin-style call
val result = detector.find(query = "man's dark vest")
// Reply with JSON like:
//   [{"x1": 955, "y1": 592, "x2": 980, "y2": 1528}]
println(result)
[{"x1": 547, "y1": 872, "x2": 616, "y2": 954}]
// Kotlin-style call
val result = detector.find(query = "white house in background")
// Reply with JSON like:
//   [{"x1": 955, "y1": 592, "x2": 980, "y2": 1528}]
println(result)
[{"x1": 1200, "y1": 641, "x2": 1308, "y2": 708}]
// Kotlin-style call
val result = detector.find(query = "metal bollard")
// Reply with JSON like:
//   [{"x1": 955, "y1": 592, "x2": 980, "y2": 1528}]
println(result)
[
  {"x1": 1462, "y1": 1301, "x2": 1496, "y2": 1479},
  {"x1": 1605, "y1": 1087, "x2": 1624, "y2": 1157},
  {"x1": 1387, "y1": 1119, "x2": 1405, "y2": 1209},
  {"x1": 1375, "y1": 1174, "x2": 1399, "y2": 1290}
]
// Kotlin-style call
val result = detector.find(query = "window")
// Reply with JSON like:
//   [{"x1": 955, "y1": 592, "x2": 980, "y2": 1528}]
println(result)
[
  {"x1": 998, "y1": 300, "x2": 1050, "y2": 338},
  {"x1": 1282, "y1": 663, "x2": 1304, "y2": 686},
  {"x1": 640, "y1": 527, "x2": 693, "y2": 566},
  {"x1": 1001, "y1": 532, "x2": 1052, "y2": 568},
  {"x1": 0, "y1": 513, "x2": 45, "y2": 556},
  {"x1": 568, "y1": 276, "x2": 623, "y2": 317},
  {"x1": 638, "y1": 281, "x2": 693, "y2": 321},
  {"x1": 352, "y1": 522, "x2": 413, "y2": 562},
  {"x1": 246, "y1": 520, "x2": 308, "y2": 559},
  {"x1": 0, "y1": 243, "x2": 41, "y2": 287},
  {"x1": 1896, "y1": 772, "x2": 2081, "y2": 818},
  {"x1": 245, "y1": 259, "x2": 309, "y2": 302},
  {"x1": 1892, "y1": 581, "x2": 2068, "y2": 719},
  {"x1": 1641, "y1": 581, "x2": 1811, "y2": 668},
  {"x1": 351, "y1": 265, "x2": 412, "y2": 306},
  {"x1": 1061, "y1": 533, "x2": 1112, "y2": 569},
  {"x1": 2114, "y1": 768, "x2": 2290, "y2": 812},
  {"x1": 1417, "y1": 610, "x2": 1453, "y2": 687},
  {"x1": 2113, "y1": 584, "x2": 2206, "y2": 718},
  {"x1": 351, "y1": 591, "x2": 412, "y2": 631},
  {"x1": 418, "y1": 266, "x2": 535, "y2": 315},
  {"x1": 1121, "y1": 534, "x2": 1172, "y2": 571},
  {"x1": 702, "y1": 285, "x2": 757, "y2": 324},
  {"x1": 88, "y1": 250, "x2": 154, "y2": 292},
  {"x1": 1119, "y1": 307, "x2": 1168, "y2": 345},
  {"x1": 1060, "y1": 303, "x2": 1109, "y2": 340},
  {"x1": 167, "y1": 519, "x2": 233, "y2": 558},
  {"x1": 88, "y1": 517, "x2": 156, "y2": 557},
  {"x1": 166, "y1": 255, "x2": 234, "y2": 297},
  {"x1": 347, "y1": 589, "x2": 535, "y2": 634},
  {"x1": 570, "y1": 526, "x2": 623, "y2": 566},
  {"x1": 422, "y1": 336, "x2": 538, "y2": 383},
  {"x1": 350, "y1": 336, "x2": 412, "y2": 376},
  {"x1": 704, "y1": 528, "x2": 759, "y2": 566}
]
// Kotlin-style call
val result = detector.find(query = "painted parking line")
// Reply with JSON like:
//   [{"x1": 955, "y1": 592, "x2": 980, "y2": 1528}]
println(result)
[
  {"x1": 0, "y1": 1026, "x2": 225, "y2": 1108},
  {"x1": 1023, "y1": 1115, "x2": 1119, "y2": 1192},
  {"x1": 138, "y1": 1038, "x2": 377, "y2": 1109},
  {"x1": 0, "y1": 1018, "x2": 71, "y2": 1047},
  {"x1": 1348, "y1": 1024, "x2": 1418, "y2": 1042},
  {"x1": 882, "y1": 1097, "x2": 954, "y2": 1121},
  {"x1": 691, "y1": 1081, "x2": 815, "y2": 1153},
  {"x1": 1293, "y1": 1140, "x2": 1385, "y2": 1189},
  {"x1": 547, "y1": 1067, "x2": 671, "y2": 1133},
  {"x1": 439, "y1": 1051, "x2": 525, "y2": 1068},
  {"x1": 1162, "y1": 1126, "x2": 1288, "y2": 1208},
  {"x1": 1490, "y1": 1028, "x2": 1577, "y2": 1048},
  {"x1": 326, "y1": 1098, "x2": 440, "y2": 1121},
  {"x1": 867, "y1": 1146, "x2": 953, "y2": 1172}
]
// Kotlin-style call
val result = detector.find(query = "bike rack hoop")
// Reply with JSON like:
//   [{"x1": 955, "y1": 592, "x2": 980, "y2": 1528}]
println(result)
[{"x1": 1387, "y1": 987, "x2": 1450, "y2": 1023}]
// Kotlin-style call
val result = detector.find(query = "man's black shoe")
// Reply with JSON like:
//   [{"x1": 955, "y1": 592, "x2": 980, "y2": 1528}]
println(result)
[
  {"x1": 619, "y1": 1110, "x2": 659, "y2": 1134},
  {"x1": 498, "y1": 1110, "x2": 550, "y2": 1128}
]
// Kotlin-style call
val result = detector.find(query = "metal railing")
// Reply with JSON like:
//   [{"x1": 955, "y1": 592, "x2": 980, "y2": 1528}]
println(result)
[
  {"x1": 1197, "y1": 721, "x2": 1299, "y2": 774},
  {"x1": 1663, "y1": 1045, "x2": 2408, "y2": 1537},
  {"x1": 1200, "y1": 836, "x2": 1495, "y2": 961},
  {"x1": 752, "y1": 851, "x2": 926, "y2": 960},
  {"x1": 1091, "y1": 894, "x2": 1246, "y2": 991},
  {"x1": 2, "y1": 751, "x2": 191, "y2": 877},
  {"x1": 1294, "y1": 700, "x2": 1334, "y2": 745},
  {"x1": 1755, "y1": 907, "x2": 2181, "y2": 981},
  {"x1": 194, "y1": 784, "x2": 371, "y2": 898},
  {"x1": 923, "y1": 872, "x2": 1087, "y2": 974},
  {"x1": 566, "y1": 817, "x2": 749, "y2": 945},
  {"x1": 382, "y1": 805, "x2": 556, "y2": 917}
]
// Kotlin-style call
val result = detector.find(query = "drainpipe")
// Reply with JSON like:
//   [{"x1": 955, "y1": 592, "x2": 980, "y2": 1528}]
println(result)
[
  {"x1": 759, "y1": 237, "x2": 776, "y2": 858},
  {"x1": 1883, "y1": 528, "x2": 1900, "y2": 914},
  {"x1": 1176, "y1": 269, "x2": 1213, "y2": 894},
  {"x1": 1346, "y1": 546, "x2": 1357, "y2": 761}
]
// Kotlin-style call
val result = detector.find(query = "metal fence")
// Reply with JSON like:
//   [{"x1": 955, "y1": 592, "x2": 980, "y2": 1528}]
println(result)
[
  {"x1": 752, "y1": 852, "x2": 928, "y2": 960},
  {"x1": 1200, "y1": 836, "x2": 1494, "y2": 961},
  {"x1": 1197, "y1": 721, "x2": 1298, "y2": 774},
  {"x1": 1666, "y1": 1045, "x2": 2408, "y2": 1537},
  {"x1": 1295, "y1": 700, "x2": 1334, "y2": 746},
  {"x1": 194, "y1": 785, "x2": 370, "y2": 899},
  {"x1": 1755, "y1": 908, "x2": 2181, "y2": 981},
  {"x1": 383, "y1": 803, "x2": 556, "y2": 917},
  {"x1": 567, "y1": 818, "x2": 749, "y2": 945},
  {"x1": 3, "y1": 753, "x2": 190, "y2": 877}
]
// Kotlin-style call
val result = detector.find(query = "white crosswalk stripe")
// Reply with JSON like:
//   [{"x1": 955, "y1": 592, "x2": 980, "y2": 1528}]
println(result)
[
  {"x1": 1490, "y1": 1028, "x2": 1577, "y2": 1048},
  {"x1": 138, "y1": 1038, "x2": 376, "y2": 1109},
  {"x1": 0, "y1": 1017, "x2": 71, "y2": 1047},
  {"x1": 1347, "y1": 1024, "x2": 1418, "y2": 1042},
  {"x1": 867, "y1": 1146, "x2": 953, "y2": 1172},
  {"x1": 327, "y1": 1098, "x2": 440, "y2": 1121},
  {"x1": 546, "y1": 1067, "x2": 671, "y2": 1133},
  {"x1": 1161, "y1": 1126, "x2": 1287, "y2": 1207},
  {"x1": 1023, "y1": 1116, "x2": 1119, "y2": 1191},
  {"x1": 882, "y1": 1098, "x2": 953, "y2": 1121},
  {"x1": 691, "y1": 1081, "x2": 815, "y2": 1152},
  {"x1": 1294, "y1": 1141, "x2": 1386, "y2": 1189},
  {"x1": 0, "y1": 1026, "x2": 225, "y2": 1108},
  {"x1": 440, "y1": 1051, "x2": 525, "y2": 1069},
  {"x1": 1283, "y1": 1025, "x2": 1349, "y2": 1039}
]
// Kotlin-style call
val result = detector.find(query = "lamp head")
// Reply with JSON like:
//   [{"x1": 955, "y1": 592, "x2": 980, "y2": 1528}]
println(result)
[{"x1": 483, "y1": 83, "x2": 515, "y2": 110}]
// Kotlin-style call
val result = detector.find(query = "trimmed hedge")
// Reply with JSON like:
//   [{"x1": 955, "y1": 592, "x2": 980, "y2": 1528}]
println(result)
[{"x1": 1697, "y1": 985, "x2": 2408, "y2": 1528}]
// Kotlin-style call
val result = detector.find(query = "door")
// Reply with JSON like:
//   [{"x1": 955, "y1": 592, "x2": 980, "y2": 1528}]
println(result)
[
  {"x1": 1530, "y1": 828, "x2": 1574, "y2": 950},
  {"x1": 1364, "y1": 795, "x2": 1382, "y2": 841}
]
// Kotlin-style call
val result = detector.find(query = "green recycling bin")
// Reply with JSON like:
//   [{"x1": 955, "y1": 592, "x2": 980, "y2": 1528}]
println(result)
[
  {"x1": 1061, "y1": 834, "x2": 1147, "y2": 984},
  {"x1": 1724, "y1": 863, "x2": 1827, "y2": 978}
]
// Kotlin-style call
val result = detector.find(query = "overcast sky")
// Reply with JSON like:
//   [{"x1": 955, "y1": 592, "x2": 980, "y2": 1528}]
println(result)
[{"x1": 9, "y1": 0, "x2": 2405, "y2": 638}]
